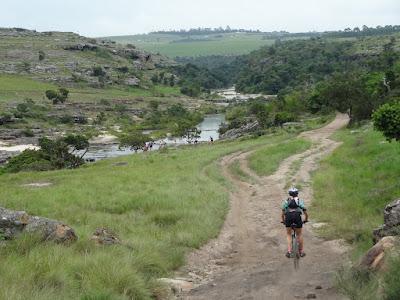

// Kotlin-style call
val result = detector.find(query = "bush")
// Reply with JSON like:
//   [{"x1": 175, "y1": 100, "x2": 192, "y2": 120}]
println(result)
[
  {"x1": 38, "y1": 50, "x2": 45, "y2": 61},
  {"x1": 372, "y1": 101, "x2": 400, "y2": 141},
  {"x1": 45, "y1": 88, "x2": 69, "y2": 104},
  {"x1": 92, "y1": 66, "x2": 106, "y2": 77},
  {"x1": 5, "y1": 135, "x2": 89, "y2": 173},
  {"x1": 274, "y1": 111, "x2": 296, "y2": 126},
  {"x1": 5, "y1": 150, "x2": 52, "y2": 173}
]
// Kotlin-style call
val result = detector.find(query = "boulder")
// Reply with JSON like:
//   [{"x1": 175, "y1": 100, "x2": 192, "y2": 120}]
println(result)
[
  {"x1": 124, "y1": 77, "x2": 140, "y2": 86},
  {"x1": 373, "y1": 199, "x2": 400, "y2": 243},
  {"x1": 220, "y1": 121, "x2": 260, "y2": 140},
  {"x1": 158, "y1": 278, "x2": 194, "y2": 294},
  {"x1": 359, "y1": 236, "x2": 399, "y2": 271},
  {"x1": 0, "y1": 207, "x2": 77, "y2": 244}
]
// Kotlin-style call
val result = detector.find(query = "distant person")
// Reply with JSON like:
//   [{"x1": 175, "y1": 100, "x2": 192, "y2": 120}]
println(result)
[
  {"x1": 281, "y1": 187, "x2": 308, "y2": 258},
  {"x1": 210, "y1": 136, "x2": 214, "y2": 144}
]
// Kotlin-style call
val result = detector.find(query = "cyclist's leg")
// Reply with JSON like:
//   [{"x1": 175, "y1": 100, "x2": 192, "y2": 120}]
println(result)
[
  {"x1": 286, "y1": 227, "x2": 292, "y2": 253},
  {"x1": 294, "y1": 228, "x2": 304, "y2": 253}
]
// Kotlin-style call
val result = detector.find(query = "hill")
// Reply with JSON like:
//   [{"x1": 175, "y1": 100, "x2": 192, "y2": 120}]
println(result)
[
  {"x1": 103, "y1": 31, "x2": 311, "y2": 58},
  {"x1": 0, "y1": 28, "x2": 209, "y2": 158}
]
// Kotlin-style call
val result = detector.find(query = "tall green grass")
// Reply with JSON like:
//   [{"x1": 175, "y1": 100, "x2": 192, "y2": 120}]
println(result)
[
  {"x1": 312, "y1": 125, "x2": 400, "y2": 254},
  {"x1": 248, "y1": 138, "x2": 312, "y2": 176},
  {"x1": 0, "y1": 133, "x2": 289, "y2": 299},
  {"x1": 312, "y1": 124, "x2": 400, "y2": 299}
]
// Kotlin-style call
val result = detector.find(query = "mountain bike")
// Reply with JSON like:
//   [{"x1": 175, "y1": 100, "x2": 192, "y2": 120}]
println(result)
[{"x1": 283, "y1": 221, "x2": 307, "y2": 270}]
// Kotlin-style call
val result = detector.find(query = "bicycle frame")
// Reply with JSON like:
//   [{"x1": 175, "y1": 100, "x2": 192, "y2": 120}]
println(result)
[{"x1": 291, "y1": 224, "x2": 300, "y2": 269}]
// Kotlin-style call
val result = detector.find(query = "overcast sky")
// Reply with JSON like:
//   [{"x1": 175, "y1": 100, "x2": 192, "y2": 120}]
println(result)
[{"x1": 1, "y1": 0, "x2": 399, "y2": 37}]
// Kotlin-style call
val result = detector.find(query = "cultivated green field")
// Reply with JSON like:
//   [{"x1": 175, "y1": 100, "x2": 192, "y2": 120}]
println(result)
[{"x1": 106, "y1": 32, "x2": 285, "y2": 57}]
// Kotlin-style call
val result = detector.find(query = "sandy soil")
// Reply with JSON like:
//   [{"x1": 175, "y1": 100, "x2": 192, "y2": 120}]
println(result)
[
  {"x1": 178, "y1": 113, "x2": 350, "y2": 300},
  {"x1": 0, "y1": 144, "x2": 39, "y2": 152}
]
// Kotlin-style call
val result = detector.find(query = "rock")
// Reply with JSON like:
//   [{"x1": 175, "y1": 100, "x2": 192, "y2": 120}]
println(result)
[
  {"x1": 91, "y1": 228, "x2": 121, "y2": 245},
  {"x1": 306, "y1": 293, "x2": 317, "y2": 299},
  {"x1": 220, "y1": 121, "x2": 260, "y2": 140},
  {"x1": 124, "y1": 77, "x2": 140, "y2": 86},
  {"x1": 315, "y1": 286, "x2": 322, "y2": 290},
  {"x1": 63, "y1": 43, "x2": 98, "y2": 51},
  {"x1": 311, "y1": 222, "x2": 327, "y2": 229},
  {"x1": 158, "y1": 278, "x2": 193, "y2": 294},
  {"x1": 373, "y1": 199, "x2": 400, "y2": 243},
  {"x1": 0, "y1": 207, "x2": 77, "y2": 244},
  {"x1": 359, "y1": 236, "x2": 399, "y2": 271}
]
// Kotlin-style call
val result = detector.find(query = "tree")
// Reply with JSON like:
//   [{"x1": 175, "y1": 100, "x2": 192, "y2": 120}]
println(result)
[
  {"x1": 311, "y1": 73, "x2": 373, "y2": 122},
  {"x1": 372, "y1": 101, "x2": 400, "y2": 141},
  {"x1": 5, "y1": 135, "x2": 89, "y2": 173},
  {"x1": 45, "y1": 88, "x2": 69, "y2": 104},
  {"x1": 119, "y1": 131, "x2": 148, "y2": 150}
]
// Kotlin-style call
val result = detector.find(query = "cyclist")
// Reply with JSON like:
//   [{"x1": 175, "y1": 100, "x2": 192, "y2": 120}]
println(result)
[{"x1": 281, "y1": 187, "x2": 308, "y2": 258}]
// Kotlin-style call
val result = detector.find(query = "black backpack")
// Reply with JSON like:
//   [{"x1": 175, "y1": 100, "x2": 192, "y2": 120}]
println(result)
[{"x1": 287, "y1": 198, "x2": 299, "y2": 209}]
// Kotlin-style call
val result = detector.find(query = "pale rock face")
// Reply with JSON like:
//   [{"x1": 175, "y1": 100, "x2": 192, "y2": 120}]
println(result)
[
  {"x1": 373, "y1": 198, "x2": 400, "y2": 243},
  {"x1": 359, "y1": 236, "x2": 399, "y2": 271}
]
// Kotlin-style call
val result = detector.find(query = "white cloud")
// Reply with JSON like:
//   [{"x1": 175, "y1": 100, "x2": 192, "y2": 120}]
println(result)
[{"x1": 0, "y1": 0, "x2": 398, "y2": 36}]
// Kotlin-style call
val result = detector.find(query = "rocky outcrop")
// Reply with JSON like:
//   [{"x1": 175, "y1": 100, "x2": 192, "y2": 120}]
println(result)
[
  {"x1": 373, "y1": 199, "x2": 400, "y2": 243},
  {"x1": 0, "y1": 207, "x2": 77, "y2": 244},
  {"x1": 359, "y1": 236, "x2": 400, "y2": 271},
  {"x1": 220, "y1": 121, "x2": 260, "y2": 140},
  {"x1": 124, "y1": 77, "x2": 140, "y2": 86},
  {"x1": 63, "y1": 43, "x2": 98, "y2": 51}
]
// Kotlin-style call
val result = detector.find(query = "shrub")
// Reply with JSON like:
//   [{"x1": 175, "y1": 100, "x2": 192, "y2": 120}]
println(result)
[
  {"x1": 372, "y1": 101, "x2": 400, "y2": 141},
  {"x1": 92, "y1": 66, "x2": 106, "y2": 77},
  {"x1": 45, "y1": 88, "x2": 69, "y2": 104},
  {"x1": 5, "y1": 150, "x2": 52, "y2": 173},
  {"x1": 274, "y1": 111, "x2": 296, "y2": 126},
  {"x1": 38, "y1": 50, "x2": 45, "y2": 61}
]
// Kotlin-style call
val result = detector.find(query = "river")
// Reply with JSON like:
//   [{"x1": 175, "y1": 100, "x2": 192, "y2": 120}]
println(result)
[{"x1": 82, "y1": 114, "x2": 225, "y2": 161}]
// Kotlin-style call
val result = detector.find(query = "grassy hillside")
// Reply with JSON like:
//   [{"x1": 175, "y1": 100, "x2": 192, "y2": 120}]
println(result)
[
  {"x1": 0, "y1": 130, "x2": 300, "y2": 299},
  {"x1": 105, "y1": 32, "x2": 298, "y2": 57},
  {"x1": 312, "y1": 125, "x2": 400, "y2": 299}
]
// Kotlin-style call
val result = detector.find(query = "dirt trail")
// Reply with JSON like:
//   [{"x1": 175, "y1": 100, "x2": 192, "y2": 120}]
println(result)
[{"x1": 177, "y1": 113, "x2": 350, "y2": 300}]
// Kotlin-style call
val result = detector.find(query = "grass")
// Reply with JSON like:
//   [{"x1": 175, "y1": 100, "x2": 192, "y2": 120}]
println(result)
[
  {"x1": 312, "y1": 125, "x2": 400, "y2": 255},
  {"x1": 311, "y1": 124, "x2": 400, "y2": 299},
  {"x1": 0, "y1": 74, "x2": 57, "y2": 102},
  {"x1": 228, "y1": 159, "x2": 255, "y2": 184},
  {"x1": 0, "y1": 74, "x2": 182, "y2": 104},
  {"x1": 0, "y1": 132, "x2": 292, "y2": 299},
  {"x1": 248, "y1": 138, "x2": 312, "y2": 177},
  {"x1": 106, "y1": 32, "x2": 300, "y2": 57}
]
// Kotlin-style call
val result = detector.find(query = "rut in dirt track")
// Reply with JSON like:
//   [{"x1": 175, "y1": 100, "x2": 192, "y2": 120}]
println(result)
[{"x1": 179, "y1": 113, "x2": 350, "y2": 300}]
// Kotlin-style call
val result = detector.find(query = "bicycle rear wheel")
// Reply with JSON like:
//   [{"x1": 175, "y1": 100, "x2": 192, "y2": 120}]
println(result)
[{"x1": 292, "y1": 234, "x2": 300, "y2": 270}]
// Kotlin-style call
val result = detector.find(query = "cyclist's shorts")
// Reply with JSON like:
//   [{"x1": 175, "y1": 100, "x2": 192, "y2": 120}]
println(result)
[{"x1": 284, "y1": 211, "x2": 303, "y2": 228}]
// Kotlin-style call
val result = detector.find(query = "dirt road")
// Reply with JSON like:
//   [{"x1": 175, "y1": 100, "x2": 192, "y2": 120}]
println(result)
[{"x1": 178, "y1": 113, "x2": 350, "y2": 300}]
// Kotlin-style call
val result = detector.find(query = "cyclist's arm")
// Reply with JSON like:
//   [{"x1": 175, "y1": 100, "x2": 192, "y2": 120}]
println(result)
[
  {"x1": 303, "y1": 210, "x2": 309, "y2": 222},
  {"x1": 281, "y1": 201, "x2": 287, "y2": 223}
]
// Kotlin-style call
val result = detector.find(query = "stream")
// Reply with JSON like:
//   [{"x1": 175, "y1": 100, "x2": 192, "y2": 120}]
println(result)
[{"x1": 82, "y1": 114, "x2": 226, "y2": 161}]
